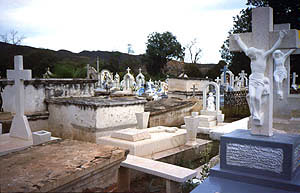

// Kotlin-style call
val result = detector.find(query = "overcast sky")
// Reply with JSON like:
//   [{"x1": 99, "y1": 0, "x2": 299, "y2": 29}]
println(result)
[{"x1": 0, "y1": 0, "x2": 248, "y2": 63}]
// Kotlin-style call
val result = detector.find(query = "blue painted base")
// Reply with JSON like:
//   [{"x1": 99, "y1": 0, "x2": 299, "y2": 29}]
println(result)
[{"x1": 190, "y1": 176, "x2": 298, "y2": 193}]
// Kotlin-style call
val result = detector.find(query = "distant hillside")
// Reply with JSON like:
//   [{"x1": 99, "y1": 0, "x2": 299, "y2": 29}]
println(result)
[{"x1": 0, "y1": 42, "x2": 145, "y2": 78}]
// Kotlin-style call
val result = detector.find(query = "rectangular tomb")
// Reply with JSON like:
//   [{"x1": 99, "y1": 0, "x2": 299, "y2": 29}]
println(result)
[
  {"x1": 0, "y1": 139, "x2": 127, "y2": 192},
  {"x1": 46, "y1": 97, "x2": 147, "y2": 142}
]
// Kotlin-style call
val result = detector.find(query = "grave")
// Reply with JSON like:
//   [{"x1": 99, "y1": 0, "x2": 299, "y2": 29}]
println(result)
[
  {"x1": 0, "y1": 139, "x2": 128, "y2": 192},
  {"x1": 192, "y1": 7, "x2": 300, "y2": 193},
  {"x1": 46, "y1": 96, "x2": 147, "y2": 142}
]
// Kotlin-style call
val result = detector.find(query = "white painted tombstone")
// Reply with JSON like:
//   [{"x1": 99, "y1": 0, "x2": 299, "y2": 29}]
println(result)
[
  {"x1": 230, "y1": 7, "x2": 299, "y2": 136},
  {"x1": 234, "y1": 76, "x2": 242, "y2": 91},
  {"x1": 7, "y1": 55, "x2": 32, "y2": 140},
  {"x1": 100, "y1": 69, "x2": 113, "y2": 89},
  {"x1": 123, "y1": 67, "x2": 135, "y2": 91},
  {"x1": 215, "y1": 77, "x2": 221, "y2": 86},
  {"x1": 184, "y1": 112, "x2": 200, "y2": 146},
  {"x1": 136, "y1": 68, "x2": 145, "y2": 88},
  {"x1": 135, "y1": 112, "x2": 150, "y2": 129},
  {"x1": 291, "y1": 72, "x2": 298, "y2": 90},
  {"x1": 220, "y1": 66, "x2": 234, "y2": 91},
  {"x1": 113, "y1": 73, "x2": 120, "y2": 89}
]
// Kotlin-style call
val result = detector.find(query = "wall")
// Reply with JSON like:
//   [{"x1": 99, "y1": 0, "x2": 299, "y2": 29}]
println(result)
[
  {"x1": 1, "y1": 79, "x2": 97, "y2": 113},
  {"x1": 168, "y1": 78, "x2": 211, "y2": 92}
]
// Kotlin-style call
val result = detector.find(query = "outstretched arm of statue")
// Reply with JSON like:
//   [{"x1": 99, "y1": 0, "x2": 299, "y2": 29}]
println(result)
[
  {"x1": 283, "y1": 49, "x2": 295, "y2": 61},
  {"x1": 233, "y1": 34, "x2": 248, "y2": 54},
  {"x1": 265, "y1": 30, "x2": 287, "y2": 57}
]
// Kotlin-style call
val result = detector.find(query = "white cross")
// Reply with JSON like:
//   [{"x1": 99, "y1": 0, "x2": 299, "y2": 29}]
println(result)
[
  {"x1": 292, "y1": 72, "x2": 298, "y2": 90},
  {"x1": 126, "y1": 67, "x2": 131, "y2": 74},
  {"x1": 215, "y1": 77, "x2": 221, "y2": 84},
  {"x1": 7, "y1": 55, "x2": 32, "y2": 140},
  {"x1": 238, "y1": 70, "x2": 247, "y2": 87},
  {"x1": 229, "y1": 7, "x2": 299, "y2": 136}
]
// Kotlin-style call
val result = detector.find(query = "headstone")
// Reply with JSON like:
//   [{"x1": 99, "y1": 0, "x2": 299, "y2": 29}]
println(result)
[
  {"x1": 7, "y1": 55, "x2": 32, "y2": 140},
  {"x1": 238, "y1": 70, "x2": 248, "y2": 88},
  {"x1": 123, "y1": 67, "x2": 135, "y2": 91},
  {"x1": 184, "y1": 112, "x2": 200, "y2": 146},
  {"x1": 135, "y1": 112, "x2": 150, "y2": 129},
  {"x1": 136, "y1": 68, "x2": 145, "y2": 88},
  {"x1": 230, "y1": 7, "x2": 299, "y2": 136}
]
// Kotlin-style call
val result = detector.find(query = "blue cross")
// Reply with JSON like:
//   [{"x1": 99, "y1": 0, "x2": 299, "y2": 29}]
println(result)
[{"x1": 220, "y1": 65, "x2": 229, "y2": 84}]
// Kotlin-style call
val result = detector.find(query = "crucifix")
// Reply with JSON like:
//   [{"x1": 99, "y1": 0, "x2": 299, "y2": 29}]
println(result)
[
  {"x1": 7, "y1": 55, "x2": 32, "y2": 140},
  {"x1": 230, "y1": 7, "x2": 299, "y2": 136},
  {"x1": 190, "y1": 84, "x2": 198, "y2": 97},
  {"x1": 291, "y1": 72, "x2": 298, "y2": 90}
]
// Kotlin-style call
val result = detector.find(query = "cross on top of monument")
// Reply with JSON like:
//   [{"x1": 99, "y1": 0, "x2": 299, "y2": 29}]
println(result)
[
  {"x1": 126, "y1": 67, "x2": 131, "y2": 74},
  {"x1": 7, "y1": 55, "x2": 32, "y2": 140},
  {"x1": 229, "y1": 7, "x2": 299, "y2": 136},
  {"x1": 215, "y1": 77, "x2": 221, "y2": 84},
  {"x1": 239, "y1": 70, "x2": 247, "y2": 79},
  {"x1": 220, "y1": 65, "x2": 229, "y2": 83}
]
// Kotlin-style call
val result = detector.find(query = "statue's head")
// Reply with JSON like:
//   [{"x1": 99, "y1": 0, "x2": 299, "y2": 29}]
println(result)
[
  {"x1": 272, "y1": 50, "x2": 283, "y2": 59},
  {"x1": 246, "y1": 47, "x2": 257, "y2": 60}
]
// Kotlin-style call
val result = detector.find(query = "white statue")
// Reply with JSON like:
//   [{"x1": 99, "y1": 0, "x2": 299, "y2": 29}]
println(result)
[
  {"x1": 233, "y1": 30, "x2": 286, "y2": 125},
  {"x1": 272, "y1": 49, "x2": 295, "y2": 99},
  {"x1": 207, "y1": 92, "x2": 215, "y2": 111}
]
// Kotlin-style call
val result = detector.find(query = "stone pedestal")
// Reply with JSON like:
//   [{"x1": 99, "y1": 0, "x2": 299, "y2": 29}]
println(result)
[
  {"x1": 184, "y1": 113, "x2": 200, "y2": 146},
  {"x1": 111, "y1": 128, "x2": 151, "y2": 142},
  {"x1": 192, "y1": 129, "x2": 300, "y2": 192},
  {"x1": 135, "y1": 112, "x2": 150, "y2": 129},
  {"x1": 32, "y1": 130, "x2": 51, "y2": 145}
]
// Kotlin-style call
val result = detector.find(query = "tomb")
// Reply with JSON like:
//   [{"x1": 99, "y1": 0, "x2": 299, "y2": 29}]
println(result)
[{"x1": 46, "y1": 96, "x2": 147, "y2": 142}]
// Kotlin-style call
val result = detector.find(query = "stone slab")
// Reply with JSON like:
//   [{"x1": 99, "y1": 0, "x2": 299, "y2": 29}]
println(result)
[
  {"x1": 121, "y1": 155, "x2": 197, "y2": 183},
  {"x1": 198, "y1": 120, "x2": 216, "y2": 127},
  {"x1": 0, "y1": 139, "x2": 127, "y2": 192},
  {"x1": 111, "y1": 128, "x2": 151, "y2": 142},
  {"x1": 191, "y1": 176, "x2": 296, "y2": 193},
  {"x1": 199, "y1": 115, "x2": 216, "y2": 122},
  {"x1": 97, "y1": 127, "x2": 186, "y2": 157},
  {"x1": 200, "y1": 110, "x2": 222, "y2": 116},
  {"x1": 0, "y1": 133, "x2": 33, "y2": 156},
  {"x1": 220, "y1": 129, "x2": 300, "y2": 181}
]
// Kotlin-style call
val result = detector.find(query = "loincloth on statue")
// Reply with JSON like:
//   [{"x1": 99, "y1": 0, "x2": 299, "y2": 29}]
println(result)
[
  {"x1": 274, "y1": 68, "x2": 287, "y2": 80},
  {"x1": 249, "y1": 74, "x2": 270, "y2": 95}
]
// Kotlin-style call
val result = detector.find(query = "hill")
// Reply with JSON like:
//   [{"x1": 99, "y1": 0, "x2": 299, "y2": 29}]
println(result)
[{"x1": 0, "y1": 42, "x2": 144, "y2": 78}]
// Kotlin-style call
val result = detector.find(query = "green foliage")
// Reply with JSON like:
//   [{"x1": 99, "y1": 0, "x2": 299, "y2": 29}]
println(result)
[
  {"x1": 220, "y1": 0, "x2": 300, "y2": 76},
  {"x1": 145, "y1": 31, "x2": 185, "y2": 75},
  {"x1": 184, "y1": 63, "x2": 202, "y2": 78},
  {"x1": 52, "y1": 59, "x2": 87, "y2": 78},
  {"x1": 206, "y1": 60, "x2": 227, "y2": 79}
]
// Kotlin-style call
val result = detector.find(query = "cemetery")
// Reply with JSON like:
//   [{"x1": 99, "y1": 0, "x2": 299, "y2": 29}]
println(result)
[{"x1": 0, "y1": 2, "x2": 300, "y2": 193}]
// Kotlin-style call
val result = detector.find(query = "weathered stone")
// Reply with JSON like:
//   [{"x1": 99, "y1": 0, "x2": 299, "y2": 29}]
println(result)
[{"x1": 111, "y1": 128, "x2": 151, "y2": 142}]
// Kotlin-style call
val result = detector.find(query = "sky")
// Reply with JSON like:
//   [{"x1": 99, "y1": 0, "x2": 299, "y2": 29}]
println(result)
[{"x1": 0, "y1": 0, "x2": 248, "y2": 64}]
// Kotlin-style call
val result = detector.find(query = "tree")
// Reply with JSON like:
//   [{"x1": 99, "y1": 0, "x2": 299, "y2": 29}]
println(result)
[
  {"x1": 0, "y1": 30, "x2": 26, "y2": 45},
  {"x1": 186, "y1": 38, "x2": 202, "y2": 64},
  {"x1": 145, "y1": 31, "x2": 185, "y2": 75},
  {"x1": 219, "y1": 0, "x2": 300, "y2": 76},
  {"x1": 206, "y1": 60, "x2": 227, "y2": 79},
  {"x1": 184, "y1": 63, "x2": 202, "y2": 78}
]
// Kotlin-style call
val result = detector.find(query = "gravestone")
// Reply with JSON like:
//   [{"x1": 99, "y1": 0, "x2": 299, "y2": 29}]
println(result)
[
  {"x1": 192, "y1": 7, "x2": 300, "y2": 193},
  {"x1": 230, "y1": 7, "x2": 299, "y2": 136},
  {"x1": 122, "y1": 67, "x2": 135, "y2": 91},
  {"x1": 136, "y1": 68, "x2": 145, "y2": 89},
  {"x1": 7, "y1": 55, "x2": 32, "y2": 140}
]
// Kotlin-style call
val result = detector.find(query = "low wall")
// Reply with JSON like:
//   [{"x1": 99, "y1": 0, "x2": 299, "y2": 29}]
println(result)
[
  {"x1": 1, "y1": 79, "x2": 97, "y2": 113},
  {"x1": 168, "y1": 78, "x2": 211, "y2": 92}
]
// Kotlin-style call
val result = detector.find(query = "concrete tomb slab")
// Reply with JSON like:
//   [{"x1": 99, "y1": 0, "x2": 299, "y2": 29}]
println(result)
[{"x1": 111, "y1": 128, "x2": 151, "y2": 142}]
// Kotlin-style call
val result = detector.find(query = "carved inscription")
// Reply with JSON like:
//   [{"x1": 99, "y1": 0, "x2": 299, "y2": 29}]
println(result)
[{"x1": 226, "y1": 143, "x2": 283, "y2": 173}]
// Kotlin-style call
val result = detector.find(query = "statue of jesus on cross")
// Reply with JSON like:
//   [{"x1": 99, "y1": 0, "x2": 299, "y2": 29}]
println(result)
[{"x1": 233, "y1": 30, "x2": 286, "y2": 125}]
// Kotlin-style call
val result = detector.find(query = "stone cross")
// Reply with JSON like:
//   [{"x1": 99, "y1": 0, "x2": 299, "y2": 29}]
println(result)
[
  {"x1": 220, "y1": 65, "x2": 229, "y2": 84},
  {"x1": 190, "y1": 84, "x2": 198, "y2": 97},
  {"x1": 7, "y1": 55, "x2": 32, "y2": 140},
  {"x1": 138, "y1": 67, "x2": 142, "y2": 74},
  {"x1": 126, "y1": 67, "x2": 131, "y2": 74},
  {"x1": 230, "y1": 7, "x2": 299, "y2": 136},
  {"x1": 215, "y1": 77, "x2": 221, "y2": 85},
  {"x1": 291, "y1": 72, "x2": 298, "y2": 90}
]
